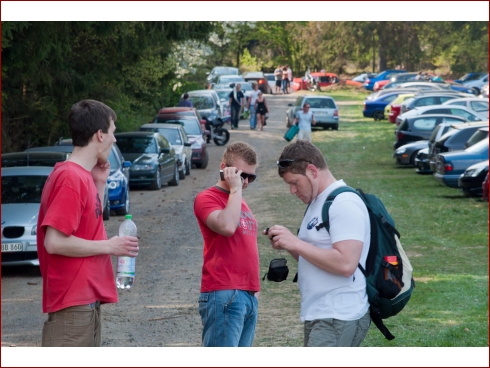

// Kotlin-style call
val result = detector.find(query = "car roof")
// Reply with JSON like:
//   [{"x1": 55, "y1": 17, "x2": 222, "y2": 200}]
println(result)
[
  {"x1": 114, "y1": 131, "x2": 160, "y2": 138},
  {"x1": 140, "y1": 123, "x2": 183, "y2": 130},
  {"x1": 26, "y1": 145, "x2": 74, "y2": 153},
  {"x1": 187, "y1": 90, "x2": 218, "y2": 95},
  {"x1": 244, "y1": 72, "x2": 264, "y2": 77},
  {"x1": 443, "y1": 97, "x2": 488, "y2": 103},
  {"x1": 2, "y1": 166, "x2": 54, "y2": 175},
  {"x1": 452, "y1": 121, "x2": 489, "y2": 129},
  {"x1": 159, "y1": 107, "x2": 195, "y2": 113},
  {"x1": 2, "y1": 151, "x2": 68, "y2": 159},
  {"x1": 405, "y1": 114, "x2": 468, "y2": 121},
  {"x1": 297, "y1": 95, "x2": 335, "y2": 99}
]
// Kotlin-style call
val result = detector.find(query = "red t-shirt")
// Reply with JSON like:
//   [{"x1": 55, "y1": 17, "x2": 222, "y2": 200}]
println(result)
[
  {"x1": 37, "y1": 161, "x2": 118, "y2": 313},
  {"x1": 194, "y1": 186, "x2": 260, "y2": 293}
]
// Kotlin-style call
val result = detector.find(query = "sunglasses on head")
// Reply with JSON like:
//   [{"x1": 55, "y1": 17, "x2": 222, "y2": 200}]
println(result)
[{"x1": 276, "y1": 159, "x2": 312, "y2": 169}]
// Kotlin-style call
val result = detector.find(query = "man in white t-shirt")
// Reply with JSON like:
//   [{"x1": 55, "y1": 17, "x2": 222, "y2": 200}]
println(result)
[
  {"x1": 265, "y1": 140, "x2": 371, "y2": 347},
  {"x1": 293, "y1": 103, "x2": 316, "y2": 142},
  {"x1": 247, "y1": 83, "x2": 260, "y2": 130}
]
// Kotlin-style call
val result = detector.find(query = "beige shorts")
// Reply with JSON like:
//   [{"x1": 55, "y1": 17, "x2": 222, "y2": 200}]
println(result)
[{"x1": 297, "y1": 129, "x2": 312, "y2": 142}]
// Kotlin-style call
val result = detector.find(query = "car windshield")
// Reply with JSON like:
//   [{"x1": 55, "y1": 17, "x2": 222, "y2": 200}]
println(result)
[
  {"x1": 240, "y1": 84, "x2": 253, "y2": 93},
  {"x1": 213, "y1": 67, "x2": 238, "y2": 75},
  {"x1": 152, "y1": 119, "x2": 201, "y2": 136},
  {"x1": 189, "y1": 96, "x2": 214, "y2": 109},
  {"x1": 305, "y1": 98, "x2": 335, "y2": 109},
  {"x1": 215, "y1": 90, "x2": 232, "y2": 100},
  {"x1": 219, "y1": 76, "x2": 243, "y2": 83},
  {"x1": 156, "y1": 129, "x2": 181, "y2": 145},
  {"x1": 1, "y1": 175, "x2": 48, "y2": 204},
  {"x1": 465, "y1": 136, "x2": 488, "y2": 153},
  {"x1": 160, "y1": 111, "x2": 194, "y2": 117},
  {"x1": 116, "y1": 137, "x2": 157, "y2": 154},
  {"x1": 107, "y1": 148, "x2": 120, "y2": 172}
]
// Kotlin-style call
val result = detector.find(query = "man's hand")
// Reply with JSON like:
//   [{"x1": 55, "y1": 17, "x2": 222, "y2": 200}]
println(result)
[
  {"x1": 92, "y1": 160, "x2": 110, "y2": 186},
  {"x1": 108, "y1": 235, "x2": 139, "y2": 257}
]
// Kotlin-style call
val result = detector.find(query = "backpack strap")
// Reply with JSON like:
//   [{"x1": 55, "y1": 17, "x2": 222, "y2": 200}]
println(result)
[{"x1": 315, "y1": 186, "x2": 358, "y2": 232}]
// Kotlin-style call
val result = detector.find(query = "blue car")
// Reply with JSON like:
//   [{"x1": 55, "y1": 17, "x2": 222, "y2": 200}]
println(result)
[
  {"x1": 453, "y1": 72, "x2": 485, "y2": 84},
  {"x1": 363, "y1": 70, "x2": 407, "y2": 91},
  {"x1": 363, "y1": 92, "x2": 403, "y2": 120},
  {"x1": 434, "y1": 138, "x2": 489, "y2": 188}
]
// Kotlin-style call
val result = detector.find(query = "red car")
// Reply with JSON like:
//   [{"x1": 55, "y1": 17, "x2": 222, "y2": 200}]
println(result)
[
  {"x1": 388, "y1": 104, "x2": 402, "y2": 123},
  {"x1": 482, "y1": 173, "x2": 489, "y2": 201},
  {"x1": 373, "y1": 79, "x2": 390, "y2": 91},
  {"x1": 152, "y1": 110, "x2": 209, "y2": 169},
  {"x1": 310, "y1": 72, "x2": 340, "y2": 88}
]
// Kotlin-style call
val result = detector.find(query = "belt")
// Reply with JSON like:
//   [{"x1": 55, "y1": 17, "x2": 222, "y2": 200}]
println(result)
[
  {"x1": 244, "y1": 290, "x2": 256, "y2": 296},
  {"x1": 88, "y1": 301, "x2": 101, "y2": 309}
]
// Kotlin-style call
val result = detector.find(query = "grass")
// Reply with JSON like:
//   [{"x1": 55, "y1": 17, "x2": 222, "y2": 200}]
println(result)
[{"x1": 251, "y1": 86, "x2": 488, "y2": 348}]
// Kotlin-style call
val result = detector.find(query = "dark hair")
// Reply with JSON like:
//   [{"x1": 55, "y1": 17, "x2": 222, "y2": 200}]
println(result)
[
  {"x1": 278, "y1": 140, "x2": 326, "y2": 177},
  {"x1": 68, "y1": 99, "x2": 116, "y2": 147},
  {"x1": 183, "y1": 93, "x2": 189, "y2": 99}
]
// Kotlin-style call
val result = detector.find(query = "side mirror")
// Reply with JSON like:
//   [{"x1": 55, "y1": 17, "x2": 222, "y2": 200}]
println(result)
[
  {"x1": 184, "y1": 142, "x2": 192, "y2": 147},
  {"x1": 123, "y1": 161, "x2": 132, "y2": 168},
  {"x1": 160, "y1": 148, "x2": 170, "y2": 154}
]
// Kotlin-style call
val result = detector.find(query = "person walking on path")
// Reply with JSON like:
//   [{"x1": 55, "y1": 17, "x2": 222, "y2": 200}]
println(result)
[
  {"x1": 248, "y1": 83, "x2": 260, "y2": 130},
  {"x1": 254, "y1": 91, "x2": 269, "y2": 131},
  {"x1": 229, "y1": 83, "x2": 245, "y2": 130},
  {"x1": 266, "y1": 140, "x2": 371, "y2": 347},
  {"x1": 274, "y1": 65, "x2": 283, "y2": 94},
  {"x1": 177, "y1": 93, "x2": 193, "y2": 107},
  {"x1": 37, "y1": 99, "x2": 139, "y2": 347},
  {"x1": 194, "y1": 141, "x2": 260, "y2": 347},
  {"x1": 293, "y1": 103, "x2": 316, "y2": 142},
  {"x1": 282, "y1": 66, "x2": 289, "y2": 94}
]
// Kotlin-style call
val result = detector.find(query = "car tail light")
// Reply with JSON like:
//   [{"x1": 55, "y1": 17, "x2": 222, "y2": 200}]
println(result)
[
  {"x1": 397, "y1": 132, "x2": 405, "y2": 140},
  {"x1": 444, "y1": 163, "x2": 453, "y2": 172},
  {"x1": 258, "y1": 79, "x2": 265, "y2": 84},
  {"x1": 334, "y1": 110, "x2": 338, "y2": 117}
]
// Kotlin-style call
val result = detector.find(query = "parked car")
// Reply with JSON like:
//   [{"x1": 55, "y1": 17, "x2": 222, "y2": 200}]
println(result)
[
  {"x1": 243, "y1": 71, "x2": 272, "y2": 94},
  {"x1": 286, "y1": 95, "x2": 339, "y2": 130},
  {"x1": 396, "y1": 104, "x2": 486, "y2": 127},
  {"x1": 399, "y1": 93, "x2": 469, "y2": 115},
  {"x1": 185, "y1": 90, "x2": 223, "y2": 120},
  {"x1": 139, "y1": 123, "x2": 192, "y2": 180},
  {"x1": 264, "y1": 73, "x2": 276, "y2": 93},
  {"x1": 463, "y1": 74, "x2": 488, "y2": 95},
  {"x1": 429, "y1": 123, "x2": 490, "y2": 172},
  {"x1": 393, "y1": 140, "x2": 429, "y2": 166},
  {"x1": 115, "y1": 131, "x2": 179, "y2": 189},
  {"x1": 363, "y1": 70, "x2": 407, "y2": 91},
  {"x1": 1, "y1": 166, "x2": 53, "y2": 266},
  {"x1": 151, "y1": 114, "x2": 208, "y2": 169},
  {"x1": 453, "y1": 72, "x2": 486, "y2": 84},
  {"x1": 365, "y1": 87, "x2": 422, "y2": 101},
  {"x1": 434, "y1": 138, "x2": 489, "y2": 188},
  {"x1": 414, "y1": 147, "x2": 432, "y2": 174},
  {"x1": 393, "y1": 114, "x2": 467, "y2": 149},
  {"x1": 442, "y1": 98, "x2": 488, "y2": 119},
  {"x1": 1, "y1": 151, "x2": 70, "y2": 167},
  {"x1": 480, "y1": 84, "x2": 489, "y2": 99},
  {"x1": 209, "y1": 74, "x2": 245, "y2": 89},
  {"x1": 482, "y1": 172, "x2": 489, "y2": 200},
  {"x1": 23, "y1": 144, "x2": 131, "y2": 219},
  {"x1": 363, "y1": 92, "x2": 408, "y2": 120},
  {"x1": 206, "y1": 66, "x2": 240, "y2": 88},
  {"x1": 310, "y1": 72, "x2": 340, "y2": 88},
  {"x1": 352, "y1": 73, "x2": 374, "y2": 83},
  {"x1": 386, "y1": 93, "x2": 415, "y2": 123},
  {"x1": 458, "y1": 160, "x2": 489, "y2": 197}
]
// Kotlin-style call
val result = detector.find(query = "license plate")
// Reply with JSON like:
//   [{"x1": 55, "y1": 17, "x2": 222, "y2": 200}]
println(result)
[
  {"x1": 1, "y1": 242, "x2": 23, "y2": 252},
  {"x1": 315, "y1": 111, "x2": 327, "y2": 115}
]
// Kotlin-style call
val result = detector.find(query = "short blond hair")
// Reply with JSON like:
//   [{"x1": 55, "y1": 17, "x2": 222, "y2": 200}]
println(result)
[{"x1": 222, "y1": 141, "x2": 257, "y2": 166}]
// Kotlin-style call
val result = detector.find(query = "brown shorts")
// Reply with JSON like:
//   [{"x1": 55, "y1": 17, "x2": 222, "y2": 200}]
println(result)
[{"x1": 42, "y1": 302, "x2": 101, "y2": 347}]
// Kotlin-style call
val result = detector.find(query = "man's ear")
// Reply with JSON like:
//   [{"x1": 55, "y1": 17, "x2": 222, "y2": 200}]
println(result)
[
  {"x1": 306, "y1": 164, "x2": 318, "y2": 179},
  {"x1": 95, "y1": 129, "x2": 104, "y2": 142}
]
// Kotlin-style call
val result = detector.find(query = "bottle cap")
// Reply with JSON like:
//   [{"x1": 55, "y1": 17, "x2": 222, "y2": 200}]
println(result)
[
  {"x1": 384, "y1": 255, "x2": 398, "y2": 265},
  {"x1": 125, "y1": 214, "x2": 132, "y2": 220}
]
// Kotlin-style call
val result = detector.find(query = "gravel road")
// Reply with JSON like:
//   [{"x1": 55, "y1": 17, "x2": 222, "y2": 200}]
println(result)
[{"x1": 1, "y1": 92, "x2": 300, "y2": 349}]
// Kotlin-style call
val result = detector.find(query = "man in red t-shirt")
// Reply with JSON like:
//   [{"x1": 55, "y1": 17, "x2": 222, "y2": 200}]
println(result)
[
  {"x1": 194, "y1": 141, "x2": 260, "y2": 347},
  {"x1": 37, "y1": 99, "x2": 139, "y2": 347}
]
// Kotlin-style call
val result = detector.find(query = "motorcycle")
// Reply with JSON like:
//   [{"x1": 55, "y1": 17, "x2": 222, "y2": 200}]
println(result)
[{"x1": 202, "y1": 115, "x2": 230, "y2": 146}]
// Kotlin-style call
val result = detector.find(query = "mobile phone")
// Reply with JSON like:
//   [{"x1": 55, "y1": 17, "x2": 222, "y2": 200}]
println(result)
[{"x1": 220, "y1": 170, "x2": 224, "y2": 181}]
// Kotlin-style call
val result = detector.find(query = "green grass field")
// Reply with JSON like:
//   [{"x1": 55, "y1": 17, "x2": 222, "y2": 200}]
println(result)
[{"x1": 254, "y1": 86, "x2": 489, "y2": 348}]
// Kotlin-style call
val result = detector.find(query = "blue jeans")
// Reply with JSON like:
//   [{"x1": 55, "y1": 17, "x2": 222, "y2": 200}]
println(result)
[
  {"x1": 230, "y1": 106, "x2": 241, "y2": 128},
  {"x1": 198, "y1": 290, "x2": 258, "y2": 347},
  {"x1": 249, "y1": 105, "x2": 256, "y2": 129}
]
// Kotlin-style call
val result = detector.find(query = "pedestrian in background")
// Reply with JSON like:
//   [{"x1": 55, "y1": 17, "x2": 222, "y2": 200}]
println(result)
[
  {"x1": 194, "y1": 141, "x2": 260, "y2": 347},
  {"x1": 177, "y1": 93, "x2": 193, "y2": 107},
  {"x1": 229, "y1": 83, "x2": 245, "y2": 130},
  {"x1": 282, "y1": 66, "x2": 289, "y2": 94},
  {"x1": 254, "y1": 91, "x2": 269, "y2": 131},
  {"x1": 274, "y1": 64, "x2": 283, "y2": 94},
  {"x1": 293, "y1": 103, "x2": 316, "y2": 142},
  {"x1": 248, "y1": 83, "x2": 260, "y2": 130},
  {"x1": 37, "y1": 99, "x2": 139, "y2": 347}
]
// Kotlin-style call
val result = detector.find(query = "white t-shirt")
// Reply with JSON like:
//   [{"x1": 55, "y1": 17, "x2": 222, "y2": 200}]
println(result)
[
  {"x1": 249, "y1": 89, "x2": 260, "y2": 107},
  {"x1": 297, "y1": 180, "x2": 370, "y2": 322},
  {"x1": 295, "y1": 110, "x2": 314, "y2": 132}
]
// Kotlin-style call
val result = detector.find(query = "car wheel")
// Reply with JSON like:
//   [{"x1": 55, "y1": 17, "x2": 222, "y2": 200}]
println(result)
[
  {"x1": 373, "y1": 110, "x2": 384, "y2": 121},
  {"x1": 195, "y1": 154, "x2": 209, "y2": 169},
  {"x1": 149, "y1": 167, "x2": 162, "y2": 190},
  {"x1": 410, "y1": 150, "x2": 421, "y2": 166},
  {"x1": 168, "y1": 164, "x2": 180, "y2": 186},
  {"x1": 472, "y1": 87, "x2": 480, "y2": 95},
  {"x1": 103, "y1": 199, "x2": 110, "y2": 221},
  {"x1": 333, "y1": 124, "x2": 338, "y2": 130},
  {"x1": 179, "y1": 163, "x2": 186, "y2": 180},
  {"x1": 185, "y1": 158, "x2": 191, "y2": 176},
  {"x1": 116, "y1": 190, "x2": 130, "y2": 216}
]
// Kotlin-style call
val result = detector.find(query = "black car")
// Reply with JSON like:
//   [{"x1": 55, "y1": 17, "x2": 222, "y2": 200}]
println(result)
[
  {"x1": 243, "y1": 71, "x2": 272, "y2": 94},
  {"x1": 458, "y1": 159, "x2": 489, "y2": 197},
  {"x1": 414, "y1": 147, "x2": 432, "y2": 174},
  {"x1": 393, "y1": 114, "x2": 467, "y2": 150},
  {"x1": 115, "y1": 131, "x2": 179, "y2": 190},
  {"x1": 429, "y1": 122, "x2": 489, "y2": 172}
]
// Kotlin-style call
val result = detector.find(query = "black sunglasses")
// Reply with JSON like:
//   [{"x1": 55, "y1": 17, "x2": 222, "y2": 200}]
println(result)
[
  {"x1": 226, "y1": 166, "x2": 257, "y2": 183},
  {"x1": 276, "y1": 159, "x2": 312, "y2": 169}
]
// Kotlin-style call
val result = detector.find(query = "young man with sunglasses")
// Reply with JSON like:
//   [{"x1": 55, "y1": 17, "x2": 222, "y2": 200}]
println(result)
[
  {"x1": 193, "y1": 141, "x2": 260, "y2": 347},
  {"x1": 293, "y1": 103, "x2": 316, "y2": 142},
  {"x1": 266, "y1": 140, "x2": 371, "y2": 347}
]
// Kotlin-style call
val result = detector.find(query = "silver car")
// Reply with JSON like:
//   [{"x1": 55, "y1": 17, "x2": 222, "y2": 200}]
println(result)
[
  {"x1": 286, "y1": 95, "x2": 339, "y2": 130},
  {"x1": 1, "y1": 166, "x2": 54, "y2": 267}
]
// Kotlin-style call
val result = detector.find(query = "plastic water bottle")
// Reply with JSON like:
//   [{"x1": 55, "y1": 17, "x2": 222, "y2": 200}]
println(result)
[{"x1": 116, "y1": 214, "x2": 137, "y2": 289}]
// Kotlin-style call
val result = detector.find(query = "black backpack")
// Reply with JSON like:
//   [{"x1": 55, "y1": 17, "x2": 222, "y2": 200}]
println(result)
[{"x1": 304, "y1": 186, "x2": 415, "y2": 340}]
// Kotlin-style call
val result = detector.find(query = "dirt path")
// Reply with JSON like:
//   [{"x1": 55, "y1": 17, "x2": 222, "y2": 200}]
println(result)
[{"x1": 1, "y1": 92, "x2": 300, "y2": 348}]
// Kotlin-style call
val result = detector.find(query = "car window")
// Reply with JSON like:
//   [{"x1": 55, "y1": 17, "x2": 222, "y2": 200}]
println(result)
[
  {"x1": 470, "y1": 100, "x2": 488, "y2": 112},
  {"x1": 423, "y1": 108, "x2": 448, "y2": 115},
  {"x1": 464, "y1": 136, "x2": 488, "y2": 153},
  {"x1": 305, "y1": 98, "x2": 335, "y2": 108},
  {"x1": 446, "y1": 100, "x2": 466, "y2": 106},
  {"x1": 451, "y1": 128, "x2": 482, "y2": 145},
  {"x1": 382, "y1": 95, "x2": 398, "y2": 103},
  {"x1": 189, "y1": 96, "x2": 214, "y2": 110},
  {"x1": 294, "y1": 97, "x2": 304, "y2": 107},
  {"x1": 412, "y1": 117, "x2": 438, "y2": 131},
  {"x1": 1, "y1": 175, "x2": 48, "y2": 204},
  {"x1": 156, "y1": 128, "x2": 181, "y2": 145},
  {"x1": 157, "y1": 135, "x2": 170, "y2": 150},
  {"x1": 108, "y1": 148, "x2": 121, "y2": 171},
  {"x1": 442, "y1": 117, "x2": 465, "y2": 124},
  {"x1": 117, "y1": 137, "x2": 157, "y2": 154},
  {"x1": 465, "y1": 129, "x2": 489, "y2": 148},
  {"x1": 415, "y1": 97, "x2": 437, "y2": 106},
  {"x1": 216, "y1": 90, "x2": 232, "y2": 100},
  {"x1": 449, "y1": 108, "x2": 480, "y2": 121},
  {"x1": 160, "y1": 119, "x2": 201, "y2": 136}
]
